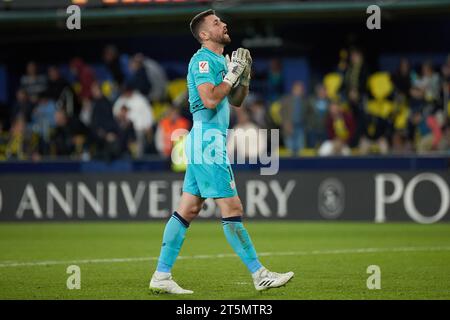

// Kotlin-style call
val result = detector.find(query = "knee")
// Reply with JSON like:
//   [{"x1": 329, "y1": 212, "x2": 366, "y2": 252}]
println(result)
[
  {"x1": 189, "y1": 204, "x2": 203, "y2": 216},
  {"x1": 228, "y1": 202, "x2": 244, "y2": 217},
  {"x1": 178, "y1": 204, "x2": 202, "y2": 222}
]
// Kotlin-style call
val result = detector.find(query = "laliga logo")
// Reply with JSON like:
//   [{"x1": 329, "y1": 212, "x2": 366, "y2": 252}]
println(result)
[{"x1": 375, "y1": 173, "x2": 450, "y2": 224}]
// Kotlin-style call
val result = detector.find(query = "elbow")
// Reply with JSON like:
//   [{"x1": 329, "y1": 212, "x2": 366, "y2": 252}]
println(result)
[{"x1": 202, "y1": 99, "x2": 217, "y2": 109}]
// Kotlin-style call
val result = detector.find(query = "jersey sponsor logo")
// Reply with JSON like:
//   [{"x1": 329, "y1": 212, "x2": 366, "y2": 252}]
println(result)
[{"x1": 199, "y1": 61, "x2": 209, "y2": 73}]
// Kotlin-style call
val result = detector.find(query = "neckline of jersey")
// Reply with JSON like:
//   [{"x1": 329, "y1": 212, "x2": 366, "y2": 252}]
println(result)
[{"x1": 200, "y1": 46, "x2": 224, "y2": 59}]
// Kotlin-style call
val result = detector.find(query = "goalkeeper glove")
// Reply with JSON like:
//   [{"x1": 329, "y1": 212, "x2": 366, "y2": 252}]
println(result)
[
  {"x1": 239, "y1": 49, "x2": 252, "y2": 87},
  {"x1": 224, "y1": 48, "x2": 247, "y2": 87}
]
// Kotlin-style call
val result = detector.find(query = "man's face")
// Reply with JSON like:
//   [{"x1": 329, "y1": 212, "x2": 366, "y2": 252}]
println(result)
[
  {"x1": 329, "y1": 103, "x2": 340, "y2": 116},
  {"x1": 292, "y1": 82, "x2": 304, "y2": 96},
  {"x1": 54, "y1": 111, "x2": 67, "y2": 126},
  {"x1": 201, "y1": 14, "x2": 230, "y2": 45},
  {"x1": 119, "y1": 107, "x2": 129, "y2": 120}
]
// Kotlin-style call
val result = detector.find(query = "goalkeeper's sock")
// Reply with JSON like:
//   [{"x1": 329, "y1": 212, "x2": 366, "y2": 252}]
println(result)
[
  {"x1": 222, "y1": 216, "x2": 263, "y2": 274},
  {"x1": 156, "y1": 212, "x2": 189, "y2": 273}
]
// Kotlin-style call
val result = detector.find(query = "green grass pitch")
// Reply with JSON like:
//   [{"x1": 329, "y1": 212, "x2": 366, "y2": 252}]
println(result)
[{"x1": 1, "y1": 221, "x2": 450, "y2": 300}]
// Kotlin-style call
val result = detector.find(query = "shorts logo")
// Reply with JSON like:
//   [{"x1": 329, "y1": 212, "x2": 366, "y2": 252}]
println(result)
[
  {"x1": 199, "y1": 61, "x2": 209, "y2": 73},
  {"x1": 230, "y1": 181, "x2": 235, "y2": 189}
]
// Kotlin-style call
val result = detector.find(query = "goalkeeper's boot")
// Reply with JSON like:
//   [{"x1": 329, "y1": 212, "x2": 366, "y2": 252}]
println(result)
[
  {"x1": 252, "y1": 267, "x2": 294, "y2": 291},
  {"x1": 149, "y1": 271, "x2": 193, "y2": 294}
]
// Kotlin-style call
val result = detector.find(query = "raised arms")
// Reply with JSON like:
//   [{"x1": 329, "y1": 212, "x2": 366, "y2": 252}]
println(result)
[{"x1": 197, "y1": 48, "x2": 251, "y2": 109}]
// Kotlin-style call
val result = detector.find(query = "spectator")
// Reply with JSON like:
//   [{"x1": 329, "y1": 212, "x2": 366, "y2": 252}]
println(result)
[
  {"x1": 5, "y1": 115, "x2": 37, "y2": 160},
  {"x1": 11, "y1": 89, "x2": 33, "y2": 122},
  {"x1": 5, "y1": 115, "x2": 26, "y2": 159},
  {"x1": 31, "y1": 93, "x2": 57, "y2": 142},
  {"x1": 414, "y1": 110, "x2": 445, "y2": 153},
  {"x1": 50, "y1": 109, "x2": 88, "y2": 157},
  {"x1": 409, "y1": 79, "x2": 426, "y2": 114},
  {"x1": 227, "y1": 108, "x2": 266, "y2": 162},
  {"x1": 115, "y1": 105, "x2": 137, "y2": 158},
  {"x1": 127, "y1": 53, "x2": 152, "y2": 97},
  {"x1": 440, "y1": 123, "x2": 450, "y2": 153},
  {"x1": 392, "y1": 58, "x2": 412, "y2": 99},
  {"x1": 113, "y1": 84, "x2": 154, "y2": 157},
  {"x1": 344, "y1": 48, "x2": 368, "y2": 96},
  {"x1": 442, "y1": 55, "x2": 450, "y2": 117},
  {"x1": 414, "y1": 60, "x2": 440, "y2": 107},
  {"x1": 20, "y1": 61, "x2": 47, "y2": 105},
  {"x1": 103, "y1": 45, "x2": 125, "y2": 87},
  {"x1": 336, "y1": 48, "x2": 348, "y2": 77},
  {"x1": 441, "y1": 54, "x2": 450, "y2": 87},
  {"x1": 305, "y1": 84, "x2": 329, "y2": 148},
  {"x1": 46, "y1": 66, "x2": 71, "y2": 102},
  {"x1": 391, "y1": 130, "x2": 413, "y2": 155},
  {"x1": 155, "y1": 106, "x2": 190, "y2": 157},
  {"x1": 90, "y1": 82, "x2": 120, "y2": 160},
  {"x1": 280, "y1": 81, "x2": 307, "y2": 155},
  {"x1": 69, "y1": 57, "x2": 96, "y2": 101},
  {"x1": 347, "y1": 88, "x2": 365, "y2": 147},
  {"x1": 318, "y1": 101, "x2": 355, "y2": 156},
  {"x1": 359, "y1": 115, "x2": 390, "y2": 155},
  {"x1": 248, "y1": 98, "x2": 267, "y2": 129},
  {"x1": 267, "y1": 59, "x2": 284, "y2": 103},
  {"x1": 142, "y1": 55, "x2": 169, "y2": 102}
]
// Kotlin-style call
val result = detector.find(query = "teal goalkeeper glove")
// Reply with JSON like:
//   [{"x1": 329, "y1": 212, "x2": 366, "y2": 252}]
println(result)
[{"x1": 224, "y1": 48, "x2": 247, "y2": 87}]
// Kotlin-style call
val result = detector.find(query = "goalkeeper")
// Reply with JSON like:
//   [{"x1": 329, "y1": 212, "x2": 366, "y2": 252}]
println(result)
[{"x1": 149, "y1": 9, "x2": 294, "y2": 294}]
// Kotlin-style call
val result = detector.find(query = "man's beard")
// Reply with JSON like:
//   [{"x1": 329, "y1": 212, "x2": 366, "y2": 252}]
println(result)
[
  {"x1": 221, "y1": 35, "x2": 231, "y2": 45},
  {"x1": 213, "y1": 33, "x2": 231, "y2": 45}
]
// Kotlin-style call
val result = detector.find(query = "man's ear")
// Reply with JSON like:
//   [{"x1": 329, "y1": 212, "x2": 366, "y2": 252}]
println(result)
[{"x1": 199, "y1": 30, "x2": 209, "y2": 42}]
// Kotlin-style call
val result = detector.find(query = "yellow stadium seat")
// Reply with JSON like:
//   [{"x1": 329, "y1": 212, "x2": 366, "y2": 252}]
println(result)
[
  {"x1": 270, "y1": 101, "x2": 283, "y2": 126},
  {"x1": 366, "y1": 72, "x2": 395, "y2": 119},
  {"x1": 167, "y1": 79, "x2": 187, "y2": 102},
  {"x1": 368, "y1": 72, "x2": 393, "y2": 100},
  {"x1": 351, "y1": 148, "x2": 360, "y2": 156},
  {"x1": 323, "y1": 72, "x2": 343, "y2": 101},
  {"x1": 278, "y1": 146, "x2": 292, "y2": 157},
  {"x1": 152, "y1": 101, "x2": 170, "y2": 122},
  {"x1": 367, "y1": 100, "x2": 395, "y2": 119},
  {"x1": 393, "y1": 103, "x2": 410, "y2": 130},
  {"x1": 299, "y1": 148, "x2": 317, "y2": 157},
  {"x1": 101, "y1": 81, "x2": 113, "y2": 99},
  {"x1": 370, "y1": 143, "x2": 381, "y2": 153}
]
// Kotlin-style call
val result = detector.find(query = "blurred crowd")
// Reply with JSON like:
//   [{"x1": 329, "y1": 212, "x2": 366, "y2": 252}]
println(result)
[
  {"x1": 1, "y1": 46, "x2": 450, "y2": 162},
  {"x1": 0, "y1": 46, "x2": 189, "y2": 161},
  {"x1": 234, "y1": 48, "x2": 450, "y2": 157}
]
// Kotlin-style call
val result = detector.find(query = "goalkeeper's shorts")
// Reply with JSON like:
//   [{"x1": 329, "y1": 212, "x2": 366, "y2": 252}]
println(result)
[{"x1": 182, "y1": 124, "x2": 238, "y2": 199}]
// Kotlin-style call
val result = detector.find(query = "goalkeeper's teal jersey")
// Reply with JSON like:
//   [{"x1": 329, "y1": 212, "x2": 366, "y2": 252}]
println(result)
[
  {"x1": 183, "y1": 46, "x2": 237, "y2": 199},
  {"x1": 187, "y1": 46, "x2": 230, "y2": 131}
]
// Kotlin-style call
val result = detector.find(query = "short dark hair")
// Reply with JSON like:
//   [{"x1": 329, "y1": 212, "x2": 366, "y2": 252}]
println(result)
[{"x1": 189, "y1": 9, "x2": 215, "y2": 43}]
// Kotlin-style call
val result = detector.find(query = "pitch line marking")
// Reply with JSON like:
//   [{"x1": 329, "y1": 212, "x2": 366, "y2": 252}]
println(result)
[{"x1": 1, "y1": 246, "x2": 450, "y2": 268}]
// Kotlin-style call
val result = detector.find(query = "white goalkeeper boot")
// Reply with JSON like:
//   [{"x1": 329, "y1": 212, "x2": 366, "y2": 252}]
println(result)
[
  {"x1": 149, "y1": 271, "x2": 193, "y2": 294},
  {"x1": 252, "y1": 267, "x2": 294, "y2": 291}
]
